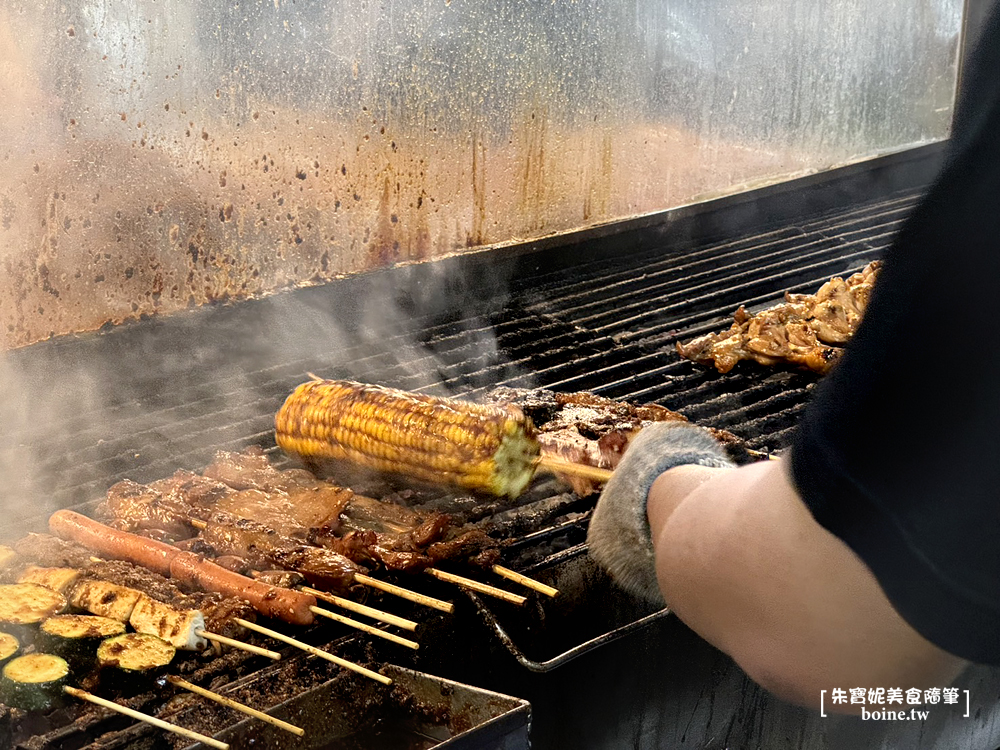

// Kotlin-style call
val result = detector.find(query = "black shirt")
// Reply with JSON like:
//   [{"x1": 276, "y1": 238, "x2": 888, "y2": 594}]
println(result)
[{"x1": 790, "y1": 3, "x2": 1000, "y2": 664}]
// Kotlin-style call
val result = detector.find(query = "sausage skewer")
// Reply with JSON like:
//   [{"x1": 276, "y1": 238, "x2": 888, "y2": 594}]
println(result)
[
  {"x1": 46, "y1": 512, "x2": 406, "y2": 676},
  {"x1": 50, "y1": 510, "x2": 316, "y2": 626}
]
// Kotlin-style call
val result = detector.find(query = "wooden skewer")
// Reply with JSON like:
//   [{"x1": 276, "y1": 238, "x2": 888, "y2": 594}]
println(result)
[
  {"x1": 310, "y1": 606, "x2": 419, "y2": 650},
  {"x1": 300, "y1": 586, "x2": 418, "y2": 631},
  {"x1": 355, "y1": 573, "x2": 454, "y2": 614},
  {"x1": 63, "y1": 686, "x2": 229, "y2": 750},
  {"x1": 167, "y1": 676, "x2": 304, "y2": 737},
  {"x1": 234, "y1": 617, "x2": 392, "y2": 685},
  {"x1": 492, "y1": 565, "x2": 559, "y2": 598},
  {"x1": 746, "y1": 448, "x2": 781, "y2": 461},
  {"x1": 198, "y1": 630, "x2": 281, "y2": 660},
  {"x1": 536, "y1": 456, "x2": 614, "y2": 483},
  {"x1": 187, "y1": 518, "x2": 452, "y2": 614},
  {"x1": 425, "y1": 568, "x2": 527, "y2": 606}
]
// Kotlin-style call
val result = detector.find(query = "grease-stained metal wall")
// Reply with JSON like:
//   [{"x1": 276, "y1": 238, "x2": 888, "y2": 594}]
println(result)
[{"x1": 0, "y1": 0, "x2": 962, "y2": 348}]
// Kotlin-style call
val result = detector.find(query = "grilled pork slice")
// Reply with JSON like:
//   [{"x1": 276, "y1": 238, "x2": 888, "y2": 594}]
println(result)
[
  {"x1": 0, "y1": 653, "x2": 70, "y2": 711},
  {"x1": 195, "y1": 513, "x2": 364, "y2": 592},
  {"x1": 99, "y1": 449, "x2": 486, "y2": 573},
  {"x1": 128, "y1": 593, "x2": 208, "y2": 651},
  {"x1": 676, "y1": 261, "x2": 881, "y2": 374},
  {"x1": 204, "y1": 448, "x2": 355, "y2": 533},
  {"x1": 101, "y1": 472, "x2": 229, "y2": 539}
]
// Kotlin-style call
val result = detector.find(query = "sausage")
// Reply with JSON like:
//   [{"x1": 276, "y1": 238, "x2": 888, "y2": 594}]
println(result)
[
  {"x1": 169, "y1": 555, "x2": 315, "y2": 627},
  {"x1": 49, "y1": 510, "x2": 316, "y2": 626},
  {"x1": 50, "y1": 510, "x2": 178, "y2": 575}
]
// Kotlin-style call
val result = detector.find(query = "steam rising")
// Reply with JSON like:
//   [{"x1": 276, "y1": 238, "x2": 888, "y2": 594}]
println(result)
[{"x1": 0, "y1": 253, "x2": 526, "y2": 538}]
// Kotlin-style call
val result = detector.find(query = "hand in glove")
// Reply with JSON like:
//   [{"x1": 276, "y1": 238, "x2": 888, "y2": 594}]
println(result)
[{"x1": 586, "y1": 422, "x2": 734, "y2": 605}]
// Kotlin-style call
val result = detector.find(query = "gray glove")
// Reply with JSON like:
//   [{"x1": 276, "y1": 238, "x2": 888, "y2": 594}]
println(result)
[{"x1": 587, "y1": 422, "x2": 734, "y2": 605}]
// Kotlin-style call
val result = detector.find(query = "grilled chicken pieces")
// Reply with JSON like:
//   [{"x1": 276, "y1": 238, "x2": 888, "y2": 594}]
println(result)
[{"x1": 676, "y1": 261, "x2": 881, "y2": 374}]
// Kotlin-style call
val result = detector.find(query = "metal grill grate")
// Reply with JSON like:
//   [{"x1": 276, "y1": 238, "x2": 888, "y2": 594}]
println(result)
[{"x1": 0, "y1": 188, "x2": 919, "y2": 520}]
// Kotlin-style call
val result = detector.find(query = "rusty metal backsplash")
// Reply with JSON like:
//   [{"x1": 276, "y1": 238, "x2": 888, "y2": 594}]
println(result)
[{"x1": 0, "y1": 0, "x2": 960, "y2": 349}]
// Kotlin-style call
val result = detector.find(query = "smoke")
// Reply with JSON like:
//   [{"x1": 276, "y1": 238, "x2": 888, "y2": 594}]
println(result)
[
  {"x1": 342, "y1": 258, "x2": 528, "y2": 396},
  {"x1": 0, "y1": 347, "x2": 108, "y2": 529},
  {"x1": 0, "y1": 241, "x2": 529, "y2": 536}
]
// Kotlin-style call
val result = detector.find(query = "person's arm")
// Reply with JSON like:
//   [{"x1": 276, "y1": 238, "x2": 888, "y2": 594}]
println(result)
[{"x1": 646, "y1": 460, "x2": 966, "y2": 711}]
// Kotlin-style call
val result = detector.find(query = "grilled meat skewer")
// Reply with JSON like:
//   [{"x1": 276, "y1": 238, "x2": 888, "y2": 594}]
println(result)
[
  {"x1": 101, "y1": 448, "x2": 501, "y2": 574},
  {"x1": 191, "y1": 512, "x2": 365, "y2": 592}
]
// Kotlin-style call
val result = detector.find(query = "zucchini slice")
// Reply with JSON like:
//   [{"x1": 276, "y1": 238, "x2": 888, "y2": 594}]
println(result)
[
  {"x1": 0, "y1": 633, "x2": 20, "y2": 666},
  {"x1": 18, "y1": 567, "x2": 82, "y2": 596},
  {"x1": 97, "y1": 633, "x2": 175, "y2": 694},
  {"x1": 0, "y1": 653, "x2": 70, "y2": 711},
  {"x1": 0, "y1": 584, "x2": 66, "y2": 630},
  {"x1": 38, "y1": 615, "x2": 125, "y2": 670},
  {"x1": 69, "y1": 579, "x2": 141, "y2": 622},
  {"x1": 128, "y1": 594, "x2": 207, "y2": 651}
]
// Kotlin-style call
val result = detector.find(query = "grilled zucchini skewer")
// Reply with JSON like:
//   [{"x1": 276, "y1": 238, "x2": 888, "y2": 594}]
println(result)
[
  {"x1": 275, "y1": 378, "x2": 608, "y2": 499},
  {"x1": 13, "y1": 568, "x2": 277, "y2": 657}
]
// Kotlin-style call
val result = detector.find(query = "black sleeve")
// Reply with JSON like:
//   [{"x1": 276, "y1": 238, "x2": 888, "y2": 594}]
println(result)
[{"x1": 790, "y1": 2, "x2": 1000, "y2": 664}]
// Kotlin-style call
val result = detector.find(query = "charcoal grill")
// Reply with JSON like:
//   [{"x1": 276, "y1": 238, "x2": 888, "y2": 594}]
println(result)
[{"x1": 6, "y1": 143, "x2": 1000, "y2": 749}]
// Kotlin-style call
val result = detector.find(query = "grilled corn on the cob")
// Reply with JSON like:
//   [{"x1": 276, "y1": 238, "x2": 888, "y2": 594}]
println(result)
[{"x1": 275, "y1": 379, "x2": 540, "y2": 498}]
